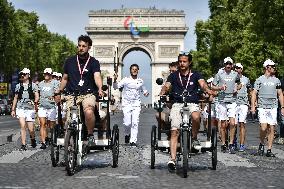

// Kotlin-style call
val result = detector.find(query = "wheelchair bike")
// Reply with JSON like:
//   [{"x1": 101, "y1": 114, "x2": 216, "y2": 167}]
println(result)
[
  {"x1": 63, "y1": 85, "x2": 119, "y2": 176},
  {"x1": 151, "y1": 78, "x2": 217, "y2": 178},
  {"x1": 50, "y1": 100, "x2": 65, "y2": 167}
]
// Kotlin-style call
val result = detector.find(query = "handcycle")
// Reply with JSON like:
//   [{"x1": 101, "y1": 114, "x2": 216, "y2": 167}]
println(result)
[
  {"x1": 64, "y1": 85, "x2": 119, "y2": 176},
  {"x1": 151, "y1": 78, "x2": 217, "y2": 178},
  {"x1": 50, "y1": 100, "x2": 65, "y2": 167}
]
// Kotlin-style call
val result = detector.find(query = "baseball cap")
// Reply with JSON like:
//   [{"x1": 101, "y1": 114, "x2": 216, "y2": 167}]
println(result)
[
  {"x1": 235, "y1": 63, "x2": 243, "y2": 69},
  {"x1": 56, "y1": 73, "x2": 62, "y2": 77},
  {"x1": 207, "y1": 77, "x2": 214, "y2": 83},
  {"x1": 52, "y1": 71, "x2": 58, "y2": 76},
  {"x1": 44, "y1": 68, "x2": 53, "y2": 74},
  {"x1": 20, "y1": 68, "x2": 30, "y2": 74},
  {"x1": 224, "y1": 57, "x2": 233, "y2": 64},
  {"x1": 263, "y1": 59, "x2": 275, "y2": 67}
]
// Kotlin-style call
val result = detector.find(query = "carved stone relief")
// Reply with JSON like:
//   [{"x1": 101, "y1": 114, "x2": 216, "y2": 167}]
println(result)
[
  {"x1": 94, "y1": 46, "x2": 114, "y2": 57},
  {"x1": 159, "y1": 45, "x2": 180, "y2": 58}
]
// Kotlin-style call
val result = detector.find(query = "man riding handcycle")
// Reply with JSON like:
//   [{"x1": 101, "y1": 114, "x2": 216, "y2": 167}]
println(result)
[{"x1": 158, "y1": 52, "x2": 216, "y2": 173}]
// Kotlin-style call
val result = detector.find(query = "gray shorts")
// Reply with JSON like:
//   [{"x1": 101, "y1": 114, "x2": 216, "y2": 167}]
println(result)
[{"x1": 169, "y1": 103, "x2": 200, "y2": 129}]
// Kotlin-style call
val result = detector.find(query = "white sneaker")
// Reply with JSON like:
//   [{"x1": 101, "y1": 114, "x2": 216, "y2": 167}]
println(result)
[{"x1": 167, "y1": 160, "x2": 176, "y2": 171}]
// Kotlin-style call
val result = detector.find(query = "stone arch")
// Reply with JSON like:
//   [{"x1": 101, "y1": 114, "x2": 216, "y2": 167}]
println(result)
[
  {"x1": 86, "y1": 8, "x2": 188, "y2": 104},
  {"x1": 118, "y1": 43, "x2": 155, "y2": 63}
]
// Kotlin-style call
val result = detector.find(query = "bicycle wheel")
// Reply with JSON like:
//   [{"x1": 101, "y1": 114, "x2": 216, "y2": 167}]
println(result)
[
  {"x1": 64, "y1": 129, "x2": 77, "y2": 176},
  {"x1": 211, "y1": 126, "x2": 217, "y2": 170},
  {"x1": 150, "y1": 125, "x2": 157, "y2": 169},
  {"x1": 50, "y1": 126, "x2": 59, "y2": 167},
  {"x1": 112, "y1": 124, "x2": 119, "y2": 168},
  {"x1": 182, "y1": 129, "x2": 189, "y2": 178}
]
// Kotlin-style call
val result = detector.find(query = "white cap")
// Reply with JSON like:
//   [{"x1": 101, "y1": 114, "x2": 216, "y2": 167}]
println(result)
[
  {"x1": 52, "y1": 71, "x2": 58, "y2": 76},
  {"x1": 224, "y1": 57, "x2": 233, "y2": 64},
  {"x1": 44, "y1": 68, "x2": 53, "y2": 74},
  {"x1": 20, "y1": 68, "x2": 30, "y2": 74},
  {"x1": 235, "y1": 63, "x2": 243, "y2": 69},
  {"x1": 56, "y1": 73, "x2": 62, "y2": 77},
  {"x1": 207, "y1": 77, "x2": 214, "y2": 83},
  {"x1": 263, "y1": 59, "x2": 275, "y2": 67}
]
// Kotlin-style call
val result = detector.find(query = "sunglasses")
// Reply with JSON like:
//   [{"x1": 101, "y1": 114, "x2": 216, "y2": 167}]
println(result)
[
  {"x1": 235, "y1": 66, "x2": 242, "y2": 69},
  {"x1": 179, "y1": 51, "x2": 190, "y2": 56},
  {"x1": 224, "y1": 62, "x2": 233, "y2": 65},
  {"x1": 20, "y1": 73, "x2": 28, "y2": 76}
]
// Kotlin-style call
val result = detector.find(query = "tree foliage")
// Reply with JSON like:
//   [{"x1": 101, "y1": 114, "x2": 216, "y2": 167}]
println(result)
[
  {"x1": 0, "y1": 0, "x2": 76, "y2": 81},
  {"x1": 194, "y1": 0, "x2": 284, "y2": 81}
]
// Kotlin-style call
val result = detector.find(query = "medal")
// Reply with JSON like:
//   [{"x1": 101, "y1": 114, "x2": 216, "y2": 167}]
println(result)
[
  {"x1": 78, "y1": 79, "x2": 84, "y2": 86},
  {"x1": 77, "y1": 55, "x2": 90, "y2": 87}
]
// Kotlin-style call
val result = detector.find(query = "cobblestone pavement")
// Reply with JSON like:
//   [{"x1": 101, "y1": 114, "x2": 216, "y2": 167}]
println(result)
[{"x1": 0, "y1": 109, "x2": 284, "y2": 189}]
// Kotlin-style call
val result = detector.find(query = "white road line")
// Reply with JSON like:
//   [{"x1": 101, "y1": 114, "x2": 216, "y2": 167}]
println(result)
[
  {"x1": 75, "y1": 176, "x2": 98, "y2": 179},
  {"x1": 0, "y1": 150, "x2": 41, "y2": 164},
  {"x1": 117, "y1": 175, "x2": 139, "y2": 179},
  {"x1": 0, "y1": 120, "x2": 18, "y2": 124},
  {"x1": 0, "y1": 186, "x2": 31, "y2": 189},
  {"x1": 217, "y1": 152, "x2": 256, "y2": 167}
]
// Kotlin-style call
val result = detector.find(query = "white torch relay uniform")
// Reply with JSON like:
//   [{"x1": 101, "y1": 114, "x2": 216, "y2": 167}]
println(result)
[{"x1": 113, "y1": 76, "x2": 148, "y2": 143}]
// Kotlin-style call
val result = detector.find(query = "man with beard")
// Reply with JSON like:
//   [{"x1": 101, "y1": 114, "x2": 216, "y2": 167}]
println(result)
[
  {"x1": 159, "y1": 53, "x2": 215, "y2": 171},
  {"x1": 57, "y1": 35, "x2": 104, "y2": 144},
  {"x1": 251, "y1": 59, "x2": 284, "y2": 157},
  {"x1": 113, "y1": 64, "x2": 149, "y2": 147}
]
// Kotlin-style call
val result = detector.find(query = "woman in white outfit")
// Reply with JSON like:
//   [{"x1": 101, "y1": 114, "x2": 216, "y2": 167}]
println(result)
[{"x1": 113, "y1": 64, "x2": 149, "y2": 146}]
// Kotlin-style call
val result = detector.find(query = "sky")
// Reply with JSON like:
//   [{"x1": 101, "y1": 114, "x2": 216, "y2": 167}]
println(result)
[{"x1": 8, "y1": 0, "x2": 210, "y2": 103}]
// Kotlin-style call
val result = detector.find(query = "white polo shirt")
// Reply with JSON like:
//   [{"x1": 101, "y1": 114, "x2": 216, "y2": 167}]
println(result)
[{"x1": 113, "y1": 76, "x2": 148, "y2": 107}]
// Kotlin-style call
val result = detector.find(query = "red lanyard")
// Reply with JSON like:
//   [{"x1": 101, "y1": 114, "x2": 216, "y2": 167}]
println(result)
[
  {"x1": 179, "y1": 71, "x2": 191, "y2": 90},
  {"x1": 77, "y1": 55, "x2": 90, "y2": 79}
]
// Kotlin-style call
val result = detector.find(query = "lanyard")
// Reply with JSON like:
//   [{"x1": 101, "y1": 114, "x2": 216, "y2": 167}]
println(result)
[
  {"x1": 77, "y1": 55, "x2": 90, "y2": 79},
  {"x1": 179, "y1": 71, "x2": 191, "y2": 90}
]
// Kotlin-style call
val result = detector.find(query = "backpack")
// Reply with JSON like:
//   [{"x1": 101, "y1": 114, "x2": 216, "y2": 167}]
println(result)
[{"x1": 18, "y1": 82, "x2": 35, "y2": 100}]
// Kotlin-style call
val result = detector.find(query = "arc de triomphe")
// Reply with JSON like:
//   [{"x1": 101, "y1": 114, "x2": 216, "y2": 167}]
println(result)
[{"x1": 85, "y1": 8, "x2": 188, "y2": 104}]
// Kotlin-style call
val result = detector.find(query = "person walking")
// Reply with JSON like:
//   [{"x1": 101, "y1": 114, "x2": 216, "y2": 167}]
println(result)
[
  {"x1": 212, "y1": 57, "x2": 242, "y2": 154},
  {"x1": 113, "y1": 64, "x2": 149, "y2": 146},
  {"x1": 234, "y1": 63, "x2": 252, "y2": 152},
  {"x1": 251, "y1": 59, "x2": 284, "y2": 157},
  {"x1": 38, "y1": 68, "x2": 59, "y2": 149},
  {"x1": 11, "y1": 68, "x2": 39, "y2": 150}
]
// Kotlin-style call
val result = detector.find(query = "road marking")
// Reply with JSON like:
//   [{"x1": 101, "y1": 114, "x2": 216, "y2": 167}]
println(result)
[
  {"x1": 117, "y1": 175, "x2": 139, "y2": 179},
  {"x1": 0, "y1": 186, "x2": 31, "y2": 189},
  {"x1": 217, "y1": 152, "x2": 256, "y2": 167},
  {"x1": 75, "y1": 176, "x2": 98, "y2": 179},
  {"x1": 0, "y1": 150, "x2": 41, "y2": 164},
  {"x1": 0, "y1": 120, "x2": 18, "y2": 124}
]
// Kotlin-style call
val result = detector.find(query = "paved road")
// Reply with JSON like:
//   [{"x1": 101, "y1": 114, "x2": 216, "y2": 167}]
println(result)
[{"x1": 0, "y1": 109, "x2": 284, "y2": 189}]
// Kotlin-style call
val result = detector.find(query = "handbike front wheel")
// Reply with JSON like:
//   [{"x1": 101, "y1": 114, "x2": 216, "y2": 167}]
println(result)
[
  {"x1": 211, "y1": 126, "x2": 217, "y2": 170},
  {"x1": 64, "y1": 129, "x2": 77, "y2": 176},
  {"x1": 50, "y1": 126, "x2": 60, "y2": 167},
  {"x1": 182, "y1": 129, "x2": 189, "y2": 178},
  {"x1": 150, "y1": 125, "x2": 157, "y2": 169},
  {"x1": 112, "y1": 124, "x2": 119, "y2": 168}
]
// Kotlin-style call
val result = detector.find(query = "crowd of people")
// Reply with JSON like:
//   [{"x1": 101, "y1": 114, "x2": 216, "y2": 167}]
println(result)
[{"x1": 10, "y1": 34, "x2": 284, "y2": 173}]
